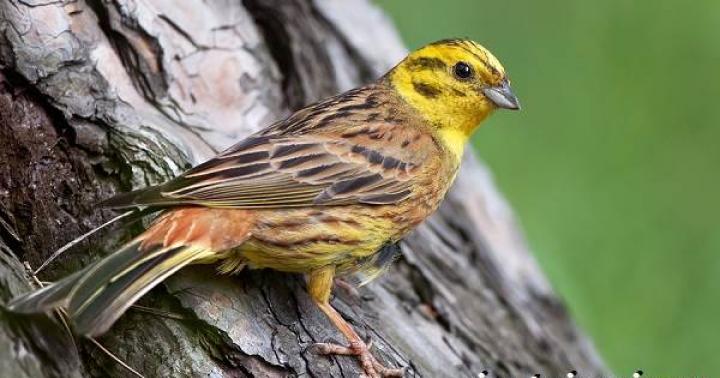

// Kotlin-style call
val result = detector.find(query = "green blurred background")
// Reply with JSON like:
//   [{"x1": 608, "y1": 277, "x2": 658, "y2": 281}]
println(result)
[{"x1": 375, "y1": 0, "x2": 720, "y2": 375}]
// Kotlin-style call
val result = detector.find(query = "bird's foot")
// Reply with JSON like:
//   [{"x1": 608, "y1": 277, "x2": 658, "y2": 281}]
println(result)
[
  {"x1": 313, "y1": 339, "x2": 405, "y2": 378},
  {"x1": 334, "y1": 278, "x2": 361, "y2": 298}
]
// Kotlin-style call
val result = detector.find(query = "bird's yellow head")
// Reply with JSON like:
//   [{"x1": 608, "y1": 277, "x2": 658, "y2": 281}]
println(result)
[{"x1": 387, "y1": 39, "x2": 519, "y2": 160}]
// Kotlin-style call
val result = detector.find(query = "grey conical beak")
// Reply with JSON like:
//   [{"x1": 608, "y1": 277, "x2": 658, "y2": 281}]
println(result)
[{"x1": 482, "y1": 79, "x2": 520, "y2": 110}]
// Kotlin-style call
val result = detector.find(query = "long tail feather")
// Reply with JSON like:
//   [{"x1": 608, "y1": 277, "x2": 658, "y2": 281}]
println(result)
[
  {"x1": 69, "y1": 243, "x2": 211, "y2": 336},
  {"x1": 7, "y1": 239, "x2": 213, "y2": 337},
  {"x1": 7, "y1": 266, "x2": 90, "y2": 313},
  {"x1": 6, "y1": 207, "x2": 252, "y2": 337}
]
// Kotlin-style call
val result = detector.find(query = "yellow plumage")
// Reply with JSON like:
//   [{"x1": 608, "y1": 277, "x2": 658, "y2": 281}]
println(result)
[
  {"x1": 389, "y1": 39, "x2": 510, "y2": 161},
  {"x1": 7, "y1": 39, "x2": 519, "y2": 378}
]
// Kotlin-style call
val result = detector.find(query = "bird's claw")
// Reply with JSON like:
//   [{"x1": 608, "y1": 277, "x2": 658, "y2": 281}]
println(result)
[
  {"x1": 334, "y1": 278, "x2": 361, "y2": 299},
  {"x1": 312, "y1": 339, "x2": 405, "y2": 378}
]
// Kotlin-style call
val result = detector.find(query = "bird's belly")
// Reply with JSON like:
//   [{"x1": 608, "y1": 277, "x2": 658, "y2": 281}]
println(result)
[{"x1": 237, "y1": 206, "x2": 402, "y2": 273}]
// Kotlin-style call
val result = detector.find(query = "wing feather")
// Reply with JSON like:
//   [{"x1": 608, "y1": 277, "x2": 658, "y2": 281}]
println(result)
[{"x1": 102, "y1": 85, "x2": 435, "y2": 210}]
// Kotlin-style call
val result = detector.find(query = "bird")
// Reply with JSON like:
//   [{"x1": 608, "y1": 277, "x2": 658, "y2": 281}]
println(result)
[{"x1": 6, "y1": 38, "x2": 519, "y2": 377}]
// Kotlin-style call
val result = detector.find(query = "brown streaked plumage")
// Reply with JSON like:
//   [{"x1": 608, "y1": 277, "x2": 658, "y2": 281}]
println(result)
[
  {"x1": 107, "y1": 85, "x2": 438, "y2": 210},
  {"x1": 7, "y1": 39, "x2": 519, "y2": 378}
]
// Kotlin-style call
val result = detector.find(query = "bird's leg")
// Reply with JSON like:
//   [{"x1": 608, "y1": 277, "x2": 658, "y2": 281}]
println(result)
[{"x1": 307, "y1": 266, "x2": 405, "y2": 378}]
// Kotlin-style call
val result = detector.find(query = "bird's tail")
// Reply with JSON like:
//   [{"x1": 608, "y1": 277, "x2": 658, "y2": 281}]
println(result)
[
  {"x1": 7, "y1": 235, "x2": 214, "y2": 337},
  {"x1": 6, "y1": 207, "x2": 252, "y2": 336}
]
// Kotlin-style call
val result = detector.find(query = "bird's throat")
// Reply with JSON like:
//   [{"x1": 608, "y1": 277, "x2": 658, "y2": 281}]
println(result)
[{"x1": 437, "y1": 126, "x2": 469, "y2": 163}]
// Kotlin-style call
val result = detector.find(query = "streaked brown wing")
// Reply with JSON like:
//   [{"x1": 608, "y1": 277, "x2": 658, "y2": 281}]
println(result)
[
  {"x1": 102, "y1": 84, "x2": 433, "y2": 209},
  {"x1": 104, "y1": 134, "x2": 419, "y2": 209}
]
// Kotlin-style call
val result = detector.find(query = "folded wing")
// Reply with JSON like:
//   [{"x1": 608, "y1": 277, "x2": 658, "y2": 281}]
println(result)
[
  {"x1": 103, "y1": 132, "x2": 425, "y2": 209},
  {"x1": 103, "y1": 85, "x2": 435, "y2": 210}
]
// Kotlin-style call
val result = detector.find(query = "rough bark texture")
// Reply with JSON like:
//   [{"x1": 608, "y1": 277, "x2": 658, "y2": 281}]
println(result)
[{"x1": 0, "y1": 1, "x2": 607, "y2": 377}]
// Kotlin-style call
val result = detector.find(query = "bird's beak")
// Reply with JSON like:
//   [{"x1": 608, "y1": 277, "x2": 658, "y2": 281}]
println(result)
[{"x1": 482, "y1": 79, "x2": 520, "y2": 110}]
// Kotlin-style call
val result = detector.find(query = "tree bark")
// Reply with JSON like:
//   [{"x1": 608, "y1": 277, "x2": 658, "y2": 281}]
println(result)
[{"x1": 0, "y1": 1, "x2": 606, "y2": 377}]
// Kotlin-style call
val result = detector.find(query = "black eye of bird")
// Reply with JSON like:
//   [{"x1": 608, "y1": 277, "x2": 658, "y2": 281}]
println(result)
[{"x1": 453, "y1": 62, "x2": 473, "y2": 79}]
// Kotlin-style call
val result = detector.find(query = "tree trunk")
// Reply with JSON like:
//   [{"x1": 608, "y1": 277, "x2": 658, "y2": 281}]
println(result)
[{"x1": 0, "y1": 1, "x2": 606, "y2": 377}]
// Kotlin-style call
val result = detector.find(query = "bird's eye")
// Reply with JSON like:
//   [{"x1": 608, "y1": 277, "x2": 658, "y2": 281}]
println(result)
[{"x1": 453, "y1": 62, "x2": 473, "y2": 79}]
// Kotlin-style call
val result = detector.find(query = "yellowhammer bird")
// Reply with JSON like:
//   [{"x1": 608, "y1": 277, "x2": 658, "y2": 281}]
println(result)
[{"x1": 7, "y1": 39, "x2": 519, "y2": 377}]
